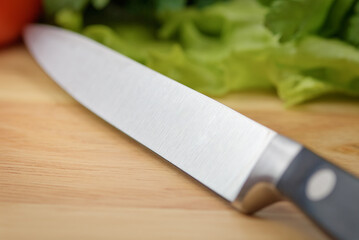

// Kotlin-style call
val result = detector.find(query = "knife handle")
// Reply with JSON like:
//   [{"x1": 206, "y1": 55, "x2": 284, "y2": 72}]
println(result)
[{"x1": 277, "y1": 148, "x2": 359, "y2": 240}]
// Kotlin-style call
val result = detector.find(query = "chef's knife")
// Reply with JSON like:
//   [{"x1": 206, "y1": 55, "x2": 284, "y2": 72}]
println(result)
[{"x1": 24, "y1": 24, "x2": 359, "y2": 240}]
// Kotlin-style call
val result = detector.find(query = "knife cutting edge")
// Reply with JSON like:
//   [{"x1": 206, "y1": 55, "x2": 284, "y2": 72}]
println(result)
[{"x1": 24, "y1": 24, "x2": 359, "y2": 240}]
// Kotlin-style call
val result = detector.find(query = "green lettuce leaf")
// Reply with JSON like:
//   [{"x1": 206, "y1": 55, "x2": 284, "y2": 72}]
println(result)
[
  {"x1": 343, "y1": 1, "x2": 359, "y2": 47},
  {"x1": 44, "y1": 0, "x2": 89, "y2": 15},
  {"x1": 44, "y1": 0, "x2": 359, "y2": 106},
  {"x1": 261, "y1": 0, "x2": 359, "y2": 49},
  {"x1": 264, "y1": 0, "x2": 334, "y2": 42},
  {"x1": 320, "y1": 0, "x2": 356, "y2": 36},
  {"x1": 271, "y1": 36, "x2": 359, "y2": 106},
  {"x1": 83, "y1": 1, "x2": 275, "y2": 95}
]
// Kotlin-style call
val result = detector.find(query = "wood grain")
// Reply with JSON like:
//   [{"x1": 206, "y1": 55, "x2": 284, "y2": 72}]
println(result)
[{"x1": 0, "y1": 45, "x2": 358, "y2": 240}]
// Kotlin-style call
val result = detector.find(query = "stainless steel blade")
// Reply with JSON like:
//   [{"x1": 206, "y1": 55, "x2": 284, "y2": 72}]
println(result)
[{"x1": 24, "y1": 24, "x2": 277, "y2": 202}]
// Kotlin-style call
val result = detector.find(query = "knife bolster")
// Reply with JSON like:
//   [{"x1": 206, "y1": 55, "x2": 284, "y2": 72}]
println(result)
[
  {"x1": 231, "y1": 182, "x2": 282, "y2": 214},
  {"x1": 231, "y1": 134, "x2": 302, "y2": 214}
]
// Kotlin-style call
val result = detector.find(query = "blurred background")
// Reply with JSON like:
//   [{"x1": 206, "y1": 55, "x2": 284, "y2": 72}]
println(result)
[{"x1": 1, "y1": 0, "x2": 359, "y2": 105}]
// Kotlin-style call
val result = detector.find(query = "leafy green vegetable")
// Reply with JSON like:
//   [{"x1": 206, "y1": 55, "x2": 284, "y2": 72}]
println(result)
[
  {"x1": 55, "y1": 8, "x2": 83, "y2": 31},
  {"x1": 257, "y1": 0, "x2": 275, "y2": 7},
  {"x1": 44, "y1": 0, "x2": 89, "y2": 15},
  {"x1": 343, "y1": 1, "x2": 359, "y2": 47},
  {"x1": 320, "y1": 0, "x2": 356, "y2": 36},
  {"x1": 155, "y1": 0, "x2": 187, "y2": 12},
  {"x1": 44, "y1": 0, "x2": 359, "y2": 106},
  {"x1": 270, "y1": 36, "x2": 359, "y2": 105},
  {"x1": 91, "y1": 0, "x2": 110, "y2": 10},
  {"x1": 264, "y1": 0, "x2": 334, "y2": 42},
  {"x1": 262, "y1": 0, "x2": 359, "y2": 48}
]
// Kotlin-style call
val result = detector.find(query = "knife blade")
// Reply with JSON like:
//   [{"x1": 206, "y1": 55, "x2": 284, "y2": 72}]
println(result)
[{"x1": 24, "y1": 24, "x2": 359, "y2": 240}]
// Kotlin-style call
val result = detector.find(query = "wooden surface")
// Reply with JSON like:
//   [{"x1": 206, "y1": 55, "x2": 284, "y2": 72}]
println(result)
[{"x1": 0, "y1": 44, "x2": 358, "y2": 240}]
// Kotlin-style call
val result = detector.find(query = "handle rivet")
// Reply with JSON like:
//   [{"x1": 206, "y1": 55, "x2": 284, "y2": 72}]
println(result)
[{"x1": 306, "y1": 168, "x2": 336, "y2": 201}]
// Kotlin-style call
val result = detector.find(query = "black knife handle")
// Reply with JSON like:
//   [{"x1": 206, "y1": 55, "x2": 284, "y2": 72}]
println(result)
[{"x1": 277, "y1": 148, "x2": 359, "y2": 240}]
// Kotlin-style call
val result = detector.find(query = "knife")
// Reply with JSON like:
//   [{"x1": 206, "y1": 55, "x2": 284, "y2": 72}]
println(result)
[{"x1": 24, "y1": 24, "x2": 359, "y2": 240}]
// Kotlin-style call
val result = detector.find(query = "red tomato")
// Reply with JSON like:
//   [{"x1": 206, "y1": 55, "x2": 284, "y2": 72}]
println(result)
[{"x1": 0, "y1": 0, "x2": 42, "y2": 46}]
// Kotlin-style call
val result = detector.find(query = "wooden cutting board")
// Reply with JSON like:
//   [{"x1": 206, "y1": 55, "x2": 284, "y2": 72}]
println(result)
[{"x1": 0, "y1": 44, "x2": 358, "y2": 240}]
